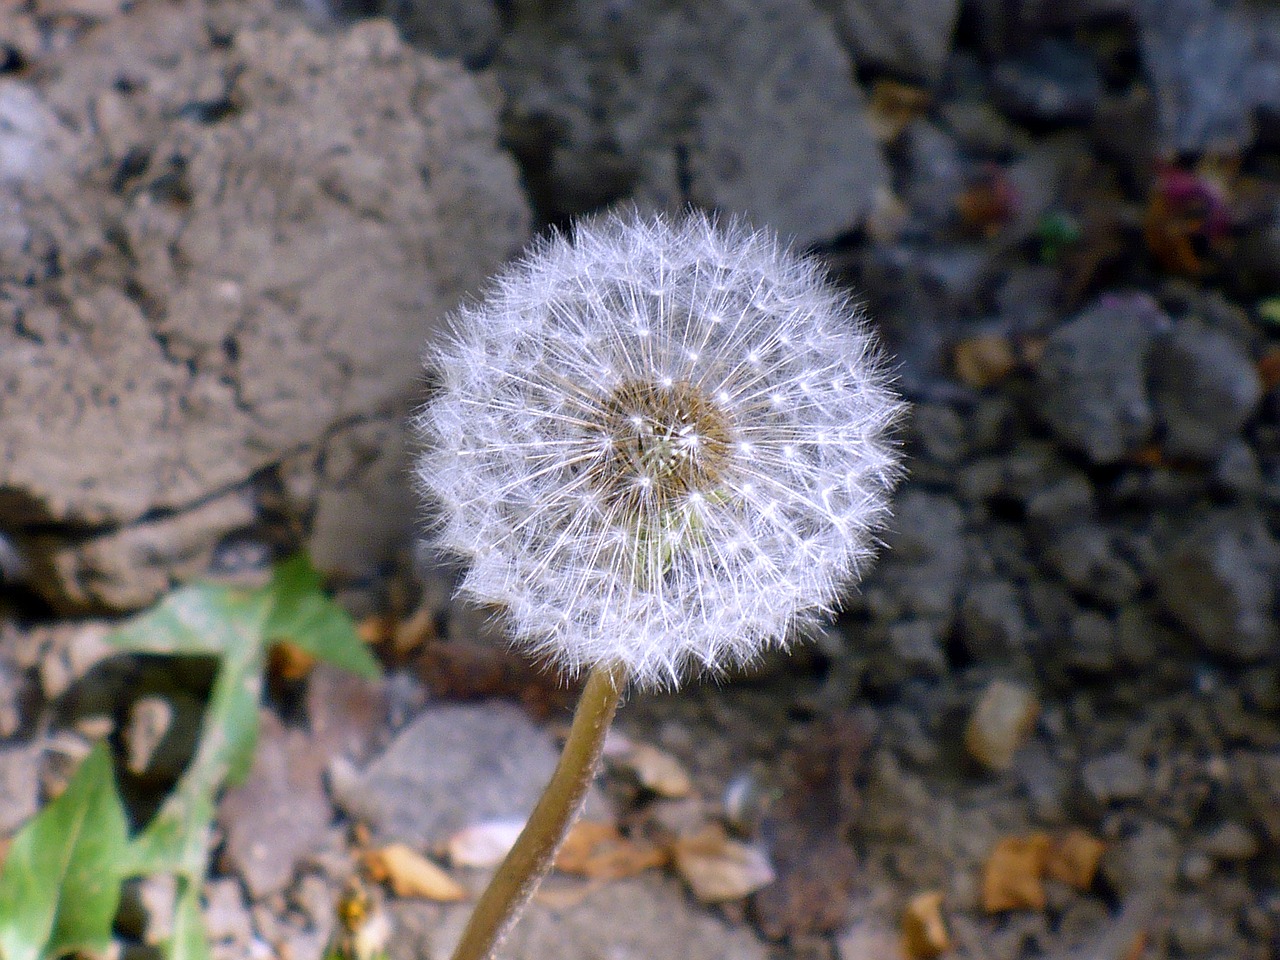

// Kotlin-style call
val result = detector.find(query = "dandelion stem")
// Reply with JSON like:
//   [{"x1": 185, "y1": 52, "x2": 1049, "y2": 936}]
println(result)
[{"x1": 448, "y1": 661, "x2": 627, "y2": 960}]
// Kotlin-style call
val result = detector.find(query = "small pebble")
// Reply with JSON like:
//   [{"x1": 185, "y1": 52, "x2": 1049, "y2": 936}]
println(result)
[
  {"x1": 965, "y1": 679, "x2": 1040, "y2": 773},
  {"x1": 901, "y1": 891, "x2": 950, "y2": 959}
]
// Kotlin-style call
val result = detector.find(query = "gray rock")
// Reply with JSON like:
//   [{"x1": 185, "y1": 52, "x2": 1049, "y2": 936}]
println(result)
[
  {"x1": 336, "y1": 0, "x2": 500, "y2": 65},
  {"x1": 426, "y1": 875, "x2": 769, "y2": 960},
  {"x1": 818, "y1": 0, "x2": 960, "y2": 82},
  {"x1": 0, "y1": 656, "x2": 35, "y2": 740},
  {"x1": 884, "y1": 619, "x2": 948, "y2": 679},
  {"x1": 1066, "y1": 610, "x2": 1115, "y2": 674},
  {"x1": 1153, "y1": 511, "x2": 1280, "y2": 662},
  {"x1": 1210, "y1": 439, "x2": 1264, "y2": 497},
  {"x1": 0, "y1": 5, "x2": 530, "y2": 611},
  {"x1": 959, "y1": 580, "x2": 1028, "y2": 660},
  {"x1": 1149, "y1": 322, "x2": 1263, "y2": 462},
  {"x1": 1024, "y1": 473, "x2": 1095, "y2": 536},
  {"x1": 1168, "y1": 893, "x2": 1239, "y2": 956},
  {"x1": 939, "y1": 98, "x2": 1030, "y2": 157},
  {"x1": 1197, "y1": 821, "x2": 1259, "y2": 862},
  {"x1": 1012, "y1": 742, "x2": 1069, "y2": 824},
  {"x1": 1082, "y1": 751, "x2": 1146, "y2": 806},
  {"x1": 991, "y1": 38, "x2": 1102, "y2": 124},
  {"x1": 1100, "y1": 819, "x2": 1179, "y2": 896},
  {"x1": 862, "y1": 490, "x2": 967, "y2": 621},
  {"x1": 1137, "y1": 0, "x2": 1268, "y2": 154},
  {"x1": 330, "y1": 701, "x2": 601, "y2": 848},
  {"x1": 1035, "y1": 293, "x2": 1169, "y2": 464},
  {"x1": 900, "y1": 121, "x2": 966, "y2": 229},
  {"x1": 0, "y1": 741, "x2": 40, "y2": 834},
  {"x1": 203, "y1": 878, "x2": 254, "y2": 947},
  {"x1": 1042, "y1": 526, "x2": 1141, "y2": 609},
  {"x1": 497, "y1": 0, "x2": 888, "y2": 246},
  {"x1": 1115, "y1": 604, "x2": 1180, "y2": 669},
  {"x1": 116, "y1": 873, "x2": 177, "y2": 945},
  {"x1": 909, "y1": 403, "x2": 966, "y2": 465},
  {"x1": 219, "y1": 711, "x2": 333, "y2": 899}
]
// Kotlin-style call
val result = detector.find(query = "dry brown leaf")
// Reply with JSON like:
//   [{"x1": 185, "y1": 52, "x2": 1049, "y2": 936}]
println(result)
[
  {"x1": 672, "y1": 825, "x2": 775, "y2": 903},
  {"x1": 952, "y1": 335, "x2": 1019, "y2": 389},
  {"x1": 982, "y1": 833, "x2": 1051, "y2": 913},
  {"x1": 363, "y1": 844, "x2": 467, "y2": 901},
  {"x1": 358, "y1": 613, "x2": 396, "y2": 649},
  {"x1": 615, "y1": 743, "x2": 693, "y2": 798},
  {"x1": 533, "y1": 878, "x2": 603, "y2": 910},
  {"x1": 1046, "y1": 829, "x2": 1106, "y2": 892},
  {"x1": 1257, "y1": 347, "x2": 1280, "y2": 391},
  {"x1": 446, "y1": 818, "x2": 526, "y2": 868},
  {"x1": 868, "y1": 80, "x2": 931, "y2": 143},
  {"x1": 554, "y1": 820, "x2": 667, "y2": 881},
  {"x1": 268, "y1": 641, "x2": 316, "y2": 682},
  {"x1": 901, "y1": 891, "x2": 950, "y2": 959},
  {"x1": 391, "y1": 604, "x2": 438, "y2": 657}
]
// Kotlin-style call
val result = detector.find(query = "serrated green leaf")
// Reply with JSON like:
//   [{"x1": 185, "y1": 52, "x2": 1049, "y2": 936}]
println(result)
[
  {"x1": 262, "y1": 555, "x2": 380, "y2": 679},
  {"x1": 105, "y1": 554, "x2": 378, "y2": 960},
  {"x1": 0, "y1": 743, "x2": 127, "y2": 960}
]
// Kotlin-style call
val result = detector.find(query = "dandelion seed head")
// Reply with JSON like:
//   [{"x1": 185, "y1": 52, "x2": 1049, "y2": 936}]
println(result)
[{"x1": 415, "y1": 210, "x2": 905, "y2": 689}]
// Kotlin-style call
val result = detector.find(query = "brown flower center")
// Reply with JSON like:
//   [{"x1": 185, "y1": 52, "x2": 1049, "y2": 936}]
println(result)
[{"x1": 585, "y1": 378, "x2": 733, "y2": 520}]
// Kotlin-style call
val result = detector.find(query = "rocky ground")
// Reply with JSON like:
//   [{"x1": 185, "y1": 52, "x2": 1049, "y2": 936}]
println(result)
[{"x1": 2, "y1": 0, "x2": 1280, "y2": 958}]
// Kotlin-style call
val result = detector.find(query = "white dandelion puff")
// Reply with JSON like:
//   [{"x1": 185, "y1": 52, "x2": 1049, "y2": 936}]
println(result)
[{"x1": 415, "y1": 210, "x2": 905, "y2": 690}]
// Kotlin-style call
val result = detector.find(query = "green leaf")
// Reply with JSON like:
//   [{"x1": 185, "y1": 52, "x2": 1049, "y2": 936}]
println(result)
[
  {"x1": 1259, "y1": 297, "x2": 1280, "y2": 328},
  {"x1": 107, "y1": 585, "x2": 267, "y2": 657},
  {"x1": 166, "y1": 882, "x2": 211, "y2": 960},
  {"x1": 106, "y1": 553, "x2": 379, "y2": 960},
  {"x1": 0, "y1": 743, "x2": 127, "y2": 960},
  {"x1": 262, "y1": 555, "x2": 380, "y2": 679}
]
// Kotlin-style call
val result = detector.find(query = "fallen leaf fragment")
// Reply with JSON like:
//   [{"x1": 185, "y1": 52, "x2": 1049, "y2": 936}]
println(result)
[
  {"x1": 672, "y1": 825, "x2": 774, "y2": 903},
  {"x1": 614, "y1": 743, "x2": 693, "y2": 798},
  {"x1": 358, "y1": 613, "x2": 397, "y2": 649},
  {"x1": 533, "y1": 878, "x2": 601, "y2": 910},
  {"x1": 982, "y1": 833, "x2": 1051, "y2": 912},
  {"x1": 1045, "y1": 829, "x2": 1106, "y2": 892},
  {"x1": 268, "y1": 641, "x2": 317, "y2": 682},
  {"x1": 1257, "y1": 346, "x2": 1280, "y2": 391},
  {"x1": 956, "y1": 166, "x2": 1019, "y2": 236},
  {"x1": 363, "y1": 844, "x2": 467, "y2": 901},
  {"x1": 952, "y1": 335, "x2": 1019, "y2": 389},
  {"x1": 901, "y1": 891, "x2": 950, "y2": 959},
  {"x1": 868, "y1": 80, "x2": 931, "y2": 142},
  {"x1": 446, "y1": 818, "x2": 526, "y2": 868},
  {"x1": 555, "y1": 820, "x2": 667, "y2": 881}
]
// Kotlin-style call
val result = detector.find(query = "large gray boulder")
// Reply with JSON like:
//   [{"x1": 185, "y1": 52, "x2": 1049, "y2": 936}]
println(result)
[{"x1": 0, "y1": 0, "x2": 530, "y2": 610}]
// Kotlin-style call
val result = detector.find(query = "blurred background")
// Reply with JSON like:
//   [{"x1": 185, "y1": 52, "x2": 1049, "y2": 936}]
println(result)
[{"x1": 1, "y1": 0, "x2": 1278, "y2": 958}]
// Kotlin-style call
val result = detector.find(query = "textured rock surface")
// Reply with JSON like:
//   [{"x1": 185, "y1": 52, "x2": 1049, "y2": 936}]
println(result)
[
  {"x1": 1035, "y1": 294, "x2": 1169, "y2": 464},
  {"x1": 329, "y1": 701, "x2": 608, "y2": 848},
  {"x1": 1136, "y1": 0, "x2": 1280, "y2": 154},
  {"x1": 428, "y1": 876, "x2": 770, "y2": 960},
  {"x1": 0, "y1": 0, "x2": 530, "y2": 610},
  {"x1": 818, "y1": 0, "x2": 961, "y2": 83},
  {"x1": 1149, "y1": 321, "x2": 1263, "y2": 462},
  {"x1": 1153, "y1": 511, "x2": 1280, "y2": 663},
  {"x1": 495, "y1": 0, "x2": 888, "y2": 245}
]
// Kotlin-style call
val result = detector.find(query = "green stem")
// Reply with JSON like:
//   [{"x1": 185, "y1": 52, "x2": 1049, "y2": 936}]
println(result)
[{"x1": 449, "y1": 661, "x2": 627, "y2": 960}]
